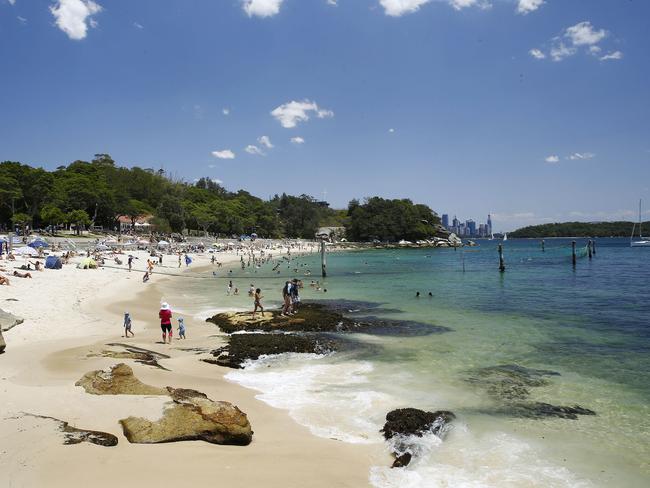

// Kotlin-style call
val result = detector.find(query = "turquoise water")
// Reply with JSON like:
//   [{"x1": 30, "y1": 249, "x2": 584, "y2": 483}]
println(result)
[{"x1": 162, "y1": 239, "x2": 650, "y2": 487}]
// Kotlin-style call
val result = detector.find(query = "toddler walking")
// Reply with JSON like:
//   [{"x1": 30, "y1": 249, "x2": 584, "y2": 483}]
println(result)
[
  {"x1": 177, "y1": 317, "x2": 186, "y2": 339},
  {"x1": 123, "y1": 312, "x2": 134, "y2": 337}
]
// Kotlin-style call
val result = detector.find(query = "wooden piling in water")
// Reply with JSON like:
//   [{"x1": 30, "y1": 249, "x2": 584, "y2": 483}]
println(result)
[
  {"x1": 592, "y1": 239, "x2": 596, "y2": 255},
  {"x1": 541, "y1": 239, "x2": 545, "y2": 252},
  {"x1": 572, "y1": 240, "x2": 577, "y2": 266},
  {"x1": 320, "y1": 240, "x2": 327, "y2": 278},
  {"x1": 588, "y1": 240, "x2": 593, "y2": 259},
  {"x1": 498, "y1": 243, "x2": 505, "y2": 272}
]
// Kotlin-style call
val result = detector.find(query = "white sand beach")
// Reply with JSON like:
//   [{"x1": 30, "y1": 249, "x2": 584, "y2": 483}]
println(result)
[{"x1": 0, "y1": 246, "x2": 385, "y2": 488}]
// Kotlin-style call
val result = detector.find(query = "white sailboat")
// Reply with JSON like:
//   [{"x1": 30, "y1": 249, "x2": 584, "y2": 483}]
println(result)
[
  {"x1": 631, "y1": 199, "x2": 650, "y2": 247},
  {"x1": 503, "y1": 233, "x2": 508, "y2": 241}
]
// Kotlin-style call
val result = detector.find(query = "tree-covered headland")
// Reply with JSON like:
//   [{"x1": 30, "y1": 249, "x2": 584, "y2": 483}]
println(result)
[{"x1": 0, "y1": 155, "x2": 441, "y2": 241}]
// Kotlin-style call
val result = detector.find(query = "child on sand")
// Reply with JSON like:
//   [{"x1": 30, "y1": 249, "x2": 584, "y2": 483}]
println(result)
[
  {"x1": 123, "y1": 312, "x2": 134, "y2": 337},
  {"x1": 177, "y1": 317, "x2": 186, "y2": 339}
]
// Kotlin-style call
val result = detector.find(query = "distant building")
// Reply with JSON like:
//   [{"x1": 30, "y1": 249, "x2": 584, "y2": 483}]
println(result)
[
  {"x1": 442, "y1": 214, "x2": 449, "y2": 229},
  {"x1": 117, "y1": 214, "x2": 155, "y2": 233},
  {"x1": 466, "y1": 220, "x2": 476, "y2": 236},
  {"x1": 487, "y1": 214, "x2": 493, "y2": 236}
]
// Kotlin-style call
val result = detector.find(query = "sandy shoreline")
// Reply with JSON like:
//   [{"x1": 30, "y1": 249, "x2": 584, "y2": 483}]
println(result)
[{"x1": 1, "y1": 246, "x2": 385, "y2": 487}]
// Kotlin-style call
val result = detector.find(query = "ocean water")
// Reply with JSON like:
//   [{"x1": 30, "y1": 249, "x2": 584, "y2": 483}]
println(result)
[{"x1": 160, "y1": 239, "x2": 650, "y2": 487}]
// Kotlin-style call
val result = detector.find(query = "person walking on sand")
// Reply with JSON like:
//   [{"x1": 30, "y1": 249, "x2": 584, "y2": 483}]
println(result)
[
  {"x1": 177, "y1": 317, "x2": 186, "y2": 339},
  {"x1": 123, "y1": 312, "x2": 134, "y2": 337},
  {"x1": 252, "y1": 288, "x2": 264, "y2": 319},
  {"x1": 128, "y1": 255, "x2": 133, "y2": 272},
  {"x1": 159, "y1": 302, "x2": 173, "y2": 344},
  {"x1": 227, "y1": 280, "x2": 233, "y2": 295},
  {"x1": 178, "y1": 253, "x2": 182, "y2": 268}
]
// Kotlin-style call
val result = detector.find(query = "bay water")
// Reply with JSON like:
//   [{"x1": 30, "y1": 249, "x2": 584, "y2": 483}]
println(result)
[{"x1": 160, "y1": 238, "x2": 650, "y2": 487}]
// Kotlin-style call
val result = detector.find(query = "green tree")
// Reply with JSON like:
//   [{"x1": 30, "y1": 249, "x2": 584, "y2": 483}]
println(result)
[
  {"x1": 40, "y1": 205, "x2": 66, "y2": 229},
  {"x1": 11, "y1": 212, "x2": 31, "y2": 234},
  {"x1": 66, "y1": 209, "x2": 91, "y2": 235}
]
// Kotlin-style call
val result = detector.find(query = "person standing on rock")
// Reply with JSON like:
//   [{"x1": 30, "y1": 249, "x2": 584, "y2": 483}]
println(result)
[
  {"x1": 252, "y1": 288, "x2": 264, "y2": 319},
  {"x1": 159, "y1": 302, "x2": 173, "y2": 344}
]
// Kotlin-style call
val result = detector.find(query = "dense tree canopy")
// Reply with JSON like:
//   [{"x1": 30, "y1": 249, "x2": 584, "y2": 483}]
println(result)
[
  {"x1": 0, "y1": 157, "x2": 440, "y2": 241},
  {"x1": 346, "y1": 197, "x2": 440, "y2": 242},
  {"x1": 510, "y1": 221, "x2": 648, "y2": 238}
]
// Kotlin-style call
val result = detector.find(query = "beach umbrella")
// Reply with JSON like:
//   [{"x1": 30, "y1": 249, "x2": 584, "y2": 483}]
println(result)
[
  {"x1": 157, "y1": 240, "x2": 170, "y2": 248},
  {"x1": 14, "y1": 246, "x2": 39, "y2": 256},
  {"x1": 28, "y1": 238, "x2": 49, "y2": 248}
]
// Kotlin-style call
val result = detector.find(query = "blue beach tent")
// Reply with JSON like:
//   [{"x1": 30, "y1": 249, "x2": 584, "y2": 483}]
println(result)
[
  {"x1": 28, "y1": 238, "x2": 49, "y2": 249},
  {"x1": 45, "y1": 256, "x2": 63, "y2": 269}
]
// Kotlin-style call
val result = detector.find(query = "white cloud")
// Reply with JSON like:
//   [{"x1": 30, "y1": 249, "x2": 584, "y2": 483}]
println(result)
[
  {"x1": 222, "y1": 108, "x2": 230, "y2": 115},
  {"x1": 258, "y1": 135, "x2": 274, "y2": 149},
  {"x1": 565, "y1": 21, "x2": 607, "y2": 46},
  {"x1": 589, "y1": 45, "x2": 601, "y2": 55},
  {"x1": 50, "y1": 0, "x2": 102, "y2": 40},
  {"x1": 271, "y1": 99, "x2": 334, "y2": 128},
  {"x1": 517, "y1": 0, "x2": 543, "y2": 15},
  {"x1": 133, "y1": 22, "x2": 144, "y2": 29},
  {"x1": 242, "y1": 0, "x2": 283, "y2": 18},
  {"x1": 291, "y1": 136, "x2": 305, "y2": 144},
  {"x1": 379, "y1": 0, "x2": 430, "y2": 17},
  {"x1": 567, "y1": 152, "x2": 595, "y2": 160},
  {"x1": 600, "y1": 50, "x2": 623, "y2": 61},
  {"x1": 545, "y1": 155, "x2": 559, "y2": 163},
  {"x1": 211, "y1": 178, "x2": 224, "y2": 185},
  {"x1": 529, "y1": 48, "x2": 546, "y2": 59},
  {"x1": 211, "y1": 149, "x2": 235, "y2": 159},
  {"x1": 327, "y1": 0, "x2": 338, "y2": 5},
  {"x1": 245, "y1": 145, "x2": 265, "y2": 156},
  {"x1": 388, "y1": 128, "x2": 395, "y2": 133},
  {"x1": 8, "y1": 0, "x2": 16, "y2": 5},
  {"x1": 208, "y1": 164, "x2": 216, "y2": 169},
  {"x1": 550, "y1": 41, "x2": 577, "y2": 62},
  {"x1": 17, "y1": 15, "x2": 27, "y2": 23}
]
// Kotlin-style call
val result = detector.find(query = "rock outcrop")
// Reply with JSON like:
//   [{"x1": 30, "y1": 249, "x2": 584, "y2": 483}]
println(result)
[
  {"x1": 206, "y1": 333, "x2": 337, "y2": 369},
  {"x1": 76, "y1": 363, "x2": 167, "y2": 396},
  {"x1": 24, "y1": 414, "x2": 118, "y2": 447},
  {"x1": 0, "y1": 328, "x2": 5, "y2": 354},
  {"x1": 381, "y1": 408, "x2": 456, "y2": 468},
  {"x1": 88, "y1": 343, "x2": 171, "y2": 370},
  {"x1": 0, "y1": 308, "x2": 24, "y2": 332},
  {"x1": 120, "y1": 387, "x2": 253, "y2": 445}
]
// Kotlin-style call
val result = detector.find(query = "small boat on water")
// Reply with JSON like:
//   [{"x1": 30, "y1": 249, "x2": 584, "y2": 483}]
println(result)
[
  {"x1": 631, "y1": 199, "x2": 650, "y2": 247},
  {"x1": 503, "y1": 233, "x2": 508, "y2": 241}
]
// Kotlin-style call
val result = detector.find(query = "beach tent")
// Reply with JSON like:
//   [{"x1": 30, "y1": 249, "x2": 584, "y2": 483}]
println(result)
[
  {"x1": 28, "y1": 238, "x2": 49, "y2": 248},
  {"x1": 79, "y1": 257, "x2": 98, "y2": 269},
  {"x1": 14, "y1": 246, "x2": 39, "y2": 256},
  {"x1": 157, "y1": 240, "x2": 170, "y2": 248},
  {"x1": 95, "y1": 244, "x2": 110, "y2": 251},
  {"x1": 45, "y1": 256, "x2": 63, "y2": 269}
]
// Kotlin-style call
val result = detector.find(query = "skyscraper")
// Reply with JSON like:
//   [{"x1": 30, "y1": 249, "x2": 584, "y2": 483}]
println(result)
[
  {"x1": 487, "y1": 214, "x2": 492, "y2": 236},
  {"x1": 442, "y1": 214, "x2": 449, "y2": 229}
]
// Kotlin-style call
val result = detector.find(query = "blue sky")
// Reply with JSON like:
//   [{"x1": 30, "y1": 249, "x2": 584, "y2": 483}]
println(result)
[{"x1": 1, "y1": 0, "x2": 649, "y2": 231}]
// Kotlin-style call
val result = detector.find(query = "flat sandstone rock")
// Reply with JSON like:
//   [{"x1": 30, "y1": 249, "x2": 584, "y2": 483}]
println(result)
[
  {"x1": 75, "y1": 363, "x2": 167, "y2": 396},
  {"x1": 120, "y1": 387, "x2": 253, "y2": 445},
  {"x1": 0, "y1": 308, "x2": 24, "y2": 332}
]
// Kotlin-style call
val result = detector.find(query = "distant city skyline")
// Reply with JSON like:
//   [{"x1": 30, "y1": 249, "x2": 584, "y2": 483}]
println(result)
[
  {"x1": 1, "y1": 1, "x2": 649, "y2": 232},
  {"x1": 442, "y1": 213, "x2": 494, "y2": 237}
]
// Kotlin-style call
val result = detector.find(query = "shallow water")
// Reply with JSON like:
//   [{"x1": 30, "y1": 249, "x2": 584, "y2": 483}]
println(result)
[{"x1": 160, "y1": 239, "x2": 650, "y2": 487}]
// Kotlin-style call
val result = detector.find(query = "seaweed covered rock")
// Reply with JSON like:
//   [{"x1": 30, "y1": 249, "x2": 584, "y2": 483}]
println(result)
[
  {"x1": 206, "y1": 303, "x2": 356, "y2": 334},
  {"x1": 465, "y1": 364, "x2": 560, "y2": 401},
  {"x1": 493, "y1": 402, "x2": 596, "y2": 420},
  {"x1": 88, "y1": 343, "x2": 171, "y2": 370},
  {"x1": 205, "y1": 333, "x2": 337, "y2": 369},
  {"x1": 381, "y1": 408, "x2": 456, "y2": 468},
  {"x1": 23, "y1": 414, "x2": 118, "y2": 447},
  {"x1": 76, "y1": 363, "x2": 167, "y2": 396},
  {"x1": 120, "y1": 387, "x2": 252, "y2": 445}
]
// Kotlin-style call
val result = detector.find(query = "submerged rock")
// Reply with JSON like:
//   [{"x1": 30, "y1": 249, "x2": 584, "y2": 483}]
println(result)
[
  {"x1": 0, "y1": 308, "x2": 24, "y2": 332},
  {"x1": 23, "y1": 414, "x2": 118, "y2": 447},
  {"x1": 491, "y1": 402, "x2": 596, "y2": 420},
  {"x1": 381, "y1": 408, "x2": 456, "y2": 468},
  {"x1": 465, "y1": 364, "x2": 560, "y2": 401},
  {"x1": 76, "y1": 363, "x2": 167, "y2": 396},
  {"x1": 89, "y1": 343, "x2": 171, "y2": 370},
  {"x1": 120, "y1": 387, "x2": 252, "y2": 445},
  {"x1": 205, "y1": 333, "x2": 337, "y2": 369}
]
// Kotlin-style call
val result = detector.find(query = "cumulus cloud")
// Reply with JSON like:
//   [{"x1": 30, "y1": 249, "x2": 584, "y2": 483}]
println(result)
[
  {"x1": 529, "y1": 48, "x2": 545, "y2": 59},
  {"x1": 291, "y1": 136, "x2": 305, "y2": 144},
  {"x1": 388, "y1": 128, "x2": 395, "y2": 133},
  {"x1": 245, "y1": 145, "x2": 265, "y2": 156},
  {"x1": 449, "y1": 0, "x2": 489, "y2": 10},
  {"x1": 600, "y1": 50, "x2": 623, "y2": 61},
  {"x1": 242, "y1": 0, "x2": 283, "y2": 18},
  {"x1": 517, "y1": 0, "x2": 543, "y2": 15},
  {"x1": 271, "y1": 99, "x2": 334, "y2": 128},
  {"x1": 326, "y1": 0, "x2": 338, "y2": 5},
  {"x1": 50, "y1": 0, "x2": 102, "y2": 40},
  {"x1": 222, "y1": 108, "x2": 230, "y2": 116},
  {"x1": 567, "y1": 152, "x2": 595, "y2": 160},
  {"x1": 258, "y1": 135, "x2": 274, "y2": 149},
  {"x1": 211, "y1": 149, "x2": 235, "y2": 159},
  {"x1": 545, "y1": 155, "x2": 559, "y2": 163},
  {"x1": 565, "y1": 21, "x2": 607, "y2": 46},
  {"x1": 550, "y1": 41, "x2": 577, "y2": 62}
]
